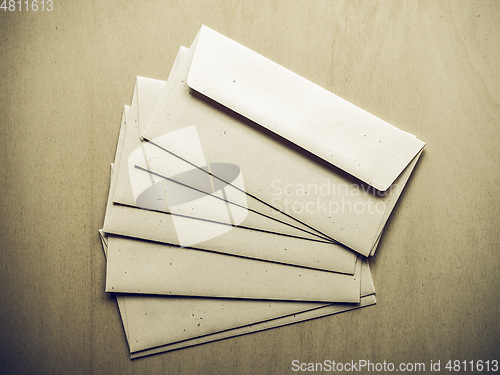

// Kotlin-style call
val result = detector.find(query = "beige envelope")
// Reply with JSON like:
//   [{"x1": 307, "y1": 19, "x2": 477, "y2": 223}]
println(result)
[
  {"x1": 130, "y1": 295, "x2": 376, "y2": 359},
  {"x1": 104, "y1": 105, "x2": 357, "y2": 274},
  {"x1": 99, "y1": 231, "x2": 375, "y2": 358},
  {"x1": 105, "y1": 234, "x2": 361, "y2": 303},
  {"x1": 142, "y1": 26, "x2": 425, "y2": 256}
]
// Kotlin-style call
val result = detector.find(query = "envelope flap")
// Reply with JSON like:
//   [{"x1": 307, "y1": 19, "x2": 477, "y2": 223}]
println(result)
[{"x1": 187, "y1": 25, "x2": 425, "y2": 191}]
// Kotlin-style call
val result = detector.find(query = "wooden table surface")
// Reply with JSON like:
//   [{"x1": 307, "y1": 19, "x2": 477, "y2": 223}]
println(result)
[{"x1": 1, "y1": 1, "x2": 498, "y2": 374}]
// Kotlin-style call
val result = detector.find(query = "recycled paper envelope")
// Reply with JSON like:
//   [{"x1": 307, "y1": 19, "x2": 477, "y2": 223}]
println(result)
[
  {"x1": 105, "y1": 94, "x2": 357, "y2": 274},
  {"x1": 141, "y1": 26, "x2": 425, "y2": 256},
  {"x1": 105, "y1": 234, "x2": 361, "y2": 302},
  {"x1": 133, "y1": 46, "x2": 408, "y2": 260},
  {"x1": 130, "y1": 293, "x2": 376, "y2": 359},
  {"x1": 99, "y1": 231, "x2": 375, "y2": 358}
]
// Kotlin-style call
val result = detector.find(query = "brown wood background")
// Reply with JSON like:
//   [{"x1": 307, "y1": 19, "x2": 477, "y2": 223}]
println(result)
[{"x1": 1, "y1": 1, "x2": 498, "y2": 374}]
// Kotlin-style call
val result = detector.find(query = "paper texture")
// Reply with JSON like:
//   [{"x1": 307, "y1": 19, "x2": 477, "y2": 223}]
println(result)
[{"x1": 105, "y1": 234, "x2": 362, "y2": 303}]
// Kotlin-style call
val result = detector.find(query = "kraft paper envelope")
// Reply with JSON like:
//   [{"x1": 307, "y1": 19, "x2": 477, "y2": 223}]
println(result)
[
  {"x1": 133, "y1": 46, "x2": 403, "y2": 259},
  {"x1": 99, "y1": 231, "x2": 375, "y2": 358},
  {"x1": 105, "y1": 234, "x2": 361, "y2": 303},
  {"x1": 130, "y1": 294, "x2": 376, "y2": 359},
  {"x1": 105, "y1": 101, "x2": 357, "y2": 274},
  {"x1": 141, "y1": 26, "x2": 425, "y2": 256}
]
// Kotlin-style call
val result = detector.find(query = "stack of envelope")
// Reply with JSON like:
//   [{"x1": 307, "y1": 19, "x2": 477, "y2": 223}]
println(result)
[{"x1": 99, "y1": 25, "x2": 425, "y2": 358}]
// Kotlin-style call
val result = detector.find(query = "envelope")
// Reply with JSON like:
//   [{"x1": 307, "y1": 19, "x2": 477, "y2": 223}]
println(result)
[
  {"x1": 141, "y1": 26, "x2": 425, "y2": 256},
  {"x1": 105, "y1": 234, "x2": 362, "y2": 302},
  {"x1": 99, "y1": 231, "x2": 376, "y2": 358},
  {"x1": 188, "y1": 26, "x2": 424, "y2": 191},
  {"x1": 104, "y1": 102, "x2": 357, "y2": 274}
]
